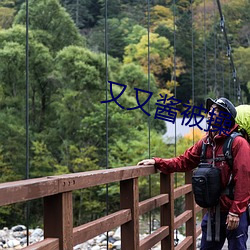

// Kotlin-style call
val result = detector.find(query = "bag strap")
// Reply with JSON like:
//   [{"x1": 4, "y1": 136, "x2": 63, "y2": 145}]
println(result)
[
  {"x1": 223, "y1": 132, "x2": 242, "y2": 170},
  {"x1": 222, "y1": 132, "x2": 243, "y2": 200},
  {"x1": 200, "y1": 142, "x2": 208, "y2": 162}
]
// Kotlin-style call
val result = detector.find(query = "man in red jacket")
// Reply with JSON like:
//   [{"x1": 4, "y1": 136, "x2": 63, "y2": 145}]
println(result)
[{"x1": 138, "y1": 97, "x2": 250, "y2": 250}]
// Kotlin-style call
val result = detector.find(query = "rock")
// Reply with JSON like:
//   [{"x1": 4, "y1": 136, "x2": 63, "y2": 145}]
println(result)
[
  {"x1": 7, "y1": 239, "x2": 20, "y2": 247},
  {"x1": 108, "y1": 236, "x2": 116, "y2": 243},
  {"x1": 91, "y1": 245, "x2": 101, "y2": 250},
  {"x1": 14, "y1": 245, "x2": 22, "y2": 249},
  {"x1": 20, "y1": 237, "x2": 27, "y2": 245},
  {"x1": 100, "y1": 240, "x2": 107, "y2": 246},
  {"x1": 87, "y1": 238, "x2": 94, "y2": 245},
  {"x1": 0, "y1": 230, "x2": 7, "y2": 238},
  {"x1": 11, "y1": 226, "x2": 26, "y2": 232},
  {"x1": 73, "y1": 243, "x2": 87, "y2": 249},
  {"x1": 113, "y1": 240, "x2": 121, "y2": 249},
  {"x1": 0, "y1": 224, "x2": 188, "y2": 249},
  {"x1": 107, "y1": 231, "x2": 114, "y2": 237},
  {"x1": 113, "y1": 227, "x2": 120, "y2": 240},
  {"x1": 95, "y1": 234, "x2": 106, "y2": 243},
  {"x1": 30, "y1": 228, "x2": 43, "y2": 238},
  {"x1": 12, "y1": 232, "x2": 25, "y2": 238}
]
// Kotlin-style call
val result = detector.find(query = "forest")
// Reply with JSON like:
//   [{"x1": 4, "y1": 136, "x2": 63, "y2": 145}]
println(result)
[{"x1": 0, "y1": 0, "x2": 249, "y2": 228}]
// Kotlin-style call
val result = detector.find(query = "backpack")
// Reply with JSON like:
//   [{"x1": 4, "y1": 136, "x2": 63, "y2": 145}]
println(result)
[{"x1": 192, "y1": 132, "x2": 242, "y2": 208}]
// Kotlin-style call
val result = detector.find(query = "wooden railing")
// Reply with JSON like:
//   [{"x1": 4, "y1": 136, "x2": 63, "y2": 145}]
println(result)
[{"x1": 0, "y1": 165, "x2": 203, "y2": 250}]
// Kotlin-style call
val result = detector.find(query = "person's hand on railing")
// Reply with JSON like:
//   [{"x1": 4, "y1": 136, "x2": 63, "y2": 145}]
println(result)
[{"x1": 137, "y1": 159, "x2": 155, "y2": 166}]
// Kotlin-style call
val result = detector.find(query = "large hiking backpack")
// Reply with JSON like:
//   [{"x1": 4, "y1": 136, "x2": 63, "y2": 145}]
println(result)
[{"x1": 235, "y1": 105, "x2": 250, "y2": 140}]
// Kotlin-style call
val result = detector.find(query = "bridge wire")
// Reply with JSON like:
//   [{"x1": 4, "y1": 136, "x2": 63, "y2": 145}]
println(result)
[
  {"x1": 172, "y1": 0, "x2": 179, "y2": 245},
  {"x1": 220, "y1": 27, "x2": 225, "y2": 96},
  {"x1": 25, "y1": 0, "x2": 30, "y2": 245},
  {"x1": 218, "y1": 21, "x2": 225, "y2": 96},
  {"x1": 172, "y1": 0, "x2": 177, "y2": 179},
  {"x1": 215, "y1": 0, "x2": 242, "y2": 104},
  {"x1": 76, "y1": 0, "x2": 79, "y2": 27},
  {"x1": 213, "y1": 0, "x2": 217, "y2": 96},
  {"x1": 191, "y1": 1, "x2": 195, "y2": 145},
  {"x1": 203, "y1": 0, "x2": 207, "y2": 98},
  {"x1": 147, "y1": 0, "x2": 152, "y2": 234},
  {"x1": 104, "y1": 0, "x2": 109, "y2": 248}
]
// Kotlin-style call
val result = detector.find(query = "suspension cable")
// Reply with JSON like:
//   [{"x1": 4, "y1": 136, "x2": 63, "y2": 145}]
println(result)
[
  {"x1": 191, "y1": 0, "x2": 195, "y2": 145},
  {"x1": 25, "y1": 0, "x2": 30, "y2": 245},
  {"x1": 173, "y1": 0, "x2": 177, "y2": 157},
  {"x1": 104, "y1": 0, "x2": 109, "y2": 247},
  {"x1": 215, "y1": 0, "x2": 242, "y2": 104},
  {"x1": 203, "y1": 0, "x2": 207, "y2": 98},
  {"x1": 147, "y1": 0, "x2": 152, "y2": 234},
  {"x1": 213, "y1": 0, "x2": 217, "y2": 95},
  {"x1": 218, "y1": 27, "x2": 225, "y2": 96},
  {"x1": 172, "y1": 0, "x2": 179, "y2": 245}
]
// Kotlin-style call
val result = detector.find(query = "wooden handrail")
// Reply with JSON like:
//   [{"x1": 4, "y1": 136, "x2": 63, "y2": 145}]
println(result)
[
  {"x1": 0, "y1": 165, "x2": 203, "y2": 250},
  {"x1": 0, "y1": 165, "x2": 156, "y2": 206}
]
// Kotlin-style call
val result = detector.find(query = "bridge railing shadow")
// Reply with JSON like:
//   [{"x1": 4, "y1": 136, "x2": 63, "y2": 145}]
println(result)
[{"x1": 0, "y1": 165, "x2": 204, "y2": 250}]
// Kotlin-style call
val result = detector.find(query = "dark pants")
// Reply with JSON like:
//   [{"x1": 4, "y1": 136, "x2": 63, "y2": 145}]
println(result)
[{"x1": 200, "y1": 211, "x2": 249, "y2": 250}]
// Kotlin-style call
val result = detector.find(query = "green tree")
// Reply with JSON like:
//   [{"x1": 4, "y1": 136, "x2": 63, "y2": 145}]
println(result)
[
  {"x1": 14, "y1": 0, "x2": 84, "y2": 52},
  {"x1": 124, "y1": 32, "x2": 185, "y2": 90},
  {"x1": 0, "y1": 7, "x2": 15, "y2": 29},
  {"x1": 234, "y1": 46, "x2": 250, "y2": 102},
  {"x1": 87, "y1": 17, "x2": 137, "y2": 60},
  {"x1": 61, "y1": 0, "x2": 101, "y2": 28}
]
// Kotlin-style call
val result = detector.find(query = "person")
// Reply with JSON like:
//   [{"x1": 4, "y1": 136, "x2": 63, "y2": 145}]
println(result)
[{"x1": 138, "y1": 97, "x2": 250, "y2": 250}]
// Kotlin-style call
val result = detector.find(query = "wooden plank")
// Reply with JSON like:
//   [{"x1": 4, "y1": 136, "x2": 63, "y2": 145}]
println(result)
[
  {"x1": 161, "y1": 173, "x2": 174, "y2": 250},
  {"x1": 44, "y1": 192, "x2": 73, "y2": 250},
  {"x1": 174, "y1": 184, "x2": 192, "y2": 199},
  {"x1": 185, "y1": 172, "x2": 196, "y2": 250},
  {"x1": 0, "y1": 177, "x2": 59, "y2": 206},
  {"x1": 174, "y1": 210, "x2": 192, "y2": 229},
  {"x1": 139, "y1": 194, "x2": 169, "y2": 215},
  {"x1": 73, "y1": 209, "x2": 131, "y2": 245},
  {"x1": 58, "y1": 165, "x2": 156, "y2": 192},
  {"x1": 195, "y1": 204, "x2": 203, "y2": 213},
  {"x1": 120, "y1": 178, "x2": 140, "y2": 250},
  {"x1": 139, "y1": 226, "x2": 169, "y2": 250},
  {"x1": 0, "y1": 166, "x2": 156, "y2": 206},
  {"x1": 22, "y1": 238, "x2": 59, "y2": 250},
  {"x1": 196, "y1": 226, "x2": 202, "y2": 237},
  {"x1": 175, "y1": 236, "x2": 193, "y2": 250}
]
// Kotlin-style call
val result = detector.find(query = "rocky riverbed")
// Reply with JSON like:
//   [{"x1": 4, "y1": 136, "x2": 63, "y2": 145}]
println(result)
[{"x1": 0, "y1": 225, "x2": 188, "y2": 249}]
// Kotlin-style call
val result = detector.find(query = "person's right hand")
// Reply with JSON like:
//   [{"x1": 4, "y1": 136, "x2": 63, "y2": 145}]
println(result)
[{"x1": 137, "y1": 159, "x2": 155, "y2": 166}]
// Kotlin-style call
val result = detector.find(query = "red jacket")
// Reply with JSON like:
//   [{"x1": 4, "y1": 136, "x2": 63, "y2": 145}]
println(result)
[{"x1": 154, "y1": 124, "x2": 250, "y2": 216}]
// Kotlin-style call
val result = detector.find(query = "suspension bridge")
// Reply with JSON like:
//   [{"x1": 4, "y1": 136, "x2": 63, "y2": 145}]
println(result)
[{"x1": 0, "y1": 0, "x2": 248, "y2": 249}]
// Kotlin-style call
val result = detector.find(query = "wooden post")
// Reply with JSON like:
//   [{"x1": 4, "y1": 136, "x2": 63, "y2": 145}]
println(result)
[
  {"x1": 44, "y1": 192, "x2": 73, "y2": 250},
  {"x1": 185, "y1": 171, "x2": 196, "y2": 250},
  {"x1": 161, "y1": 173, "x2": 174, "y2": 250},
  {"x1": 120, "y1": 178, "x2": 139, "y2": 250}
]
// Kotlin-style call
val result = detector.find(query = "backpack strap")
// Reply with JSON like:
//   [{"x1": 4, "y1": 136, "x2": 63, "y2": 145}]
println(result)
[
  {"x1": 200, "y1": 142, "x2": 208, "y2": 162},
  {"x1": 223, "y1": 132, "x2": 242, "y2": 169},
  {"x1": 223, "y1": 132, "x2": 243, "y2": 200}
]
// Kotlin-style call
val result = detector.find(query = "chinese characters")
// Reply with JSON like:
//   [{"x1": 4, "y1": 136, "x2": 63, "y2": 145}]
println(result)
[{"x1": 101, "y1": 81, "x2": 232, "y2": 134}]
